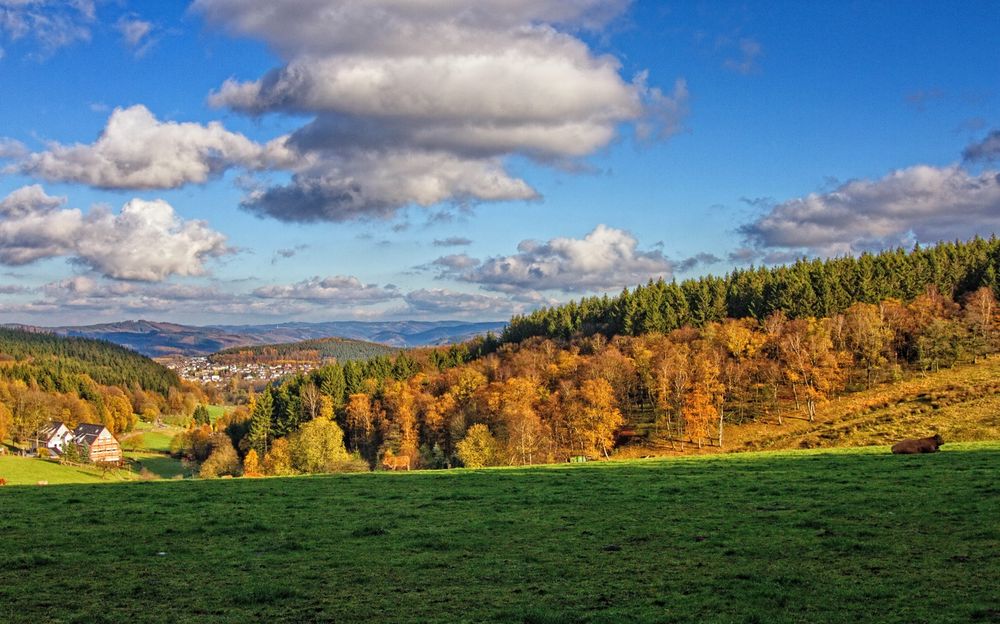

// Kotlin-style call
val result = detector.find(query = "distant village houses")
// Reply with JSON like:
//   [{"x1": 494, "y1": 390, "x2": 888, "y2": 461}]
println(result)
[{"x1": 33, "y1": 422, "x2": 123, "y2": 464}]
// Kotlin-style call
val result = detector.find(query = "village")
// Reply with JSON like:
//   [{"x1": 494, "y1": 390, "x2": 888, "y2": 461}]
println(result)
[{"x1": 165, "y1": 356, "x2": 318, "y2": 385}]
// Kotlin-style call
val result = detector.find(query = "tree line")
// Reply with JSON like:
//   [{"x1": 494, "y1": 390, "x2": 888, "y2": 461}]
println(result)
[{"x1": 502, "y1": 237, "x2": 1000, "y2": 344}]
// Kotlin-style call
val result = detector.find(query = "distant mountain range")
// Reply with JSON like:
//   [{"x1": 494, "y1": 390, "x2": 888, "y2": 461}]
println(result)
[{"x1": 3, "y1": 319, "x2": 506, "y2": 358}]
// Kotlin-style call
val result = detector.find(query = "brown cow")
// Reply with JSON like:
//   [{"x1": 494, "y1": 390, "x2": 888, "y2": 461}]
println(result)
[
  {"x1": 0, "y1": 478, "x2": 6, "y2": 486},
  {"x1": 891, "y1": 434, "x2": 944, "y2": 454},
  {"x1": 382, "y1": 455, "x2": 411, "y2": 471}
]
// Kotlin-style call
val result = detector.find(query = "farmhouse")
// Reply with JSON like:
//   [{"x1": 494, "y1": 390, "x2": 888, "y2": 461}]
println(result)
[
  {"x1": 70, "y1": 424, "x2": 123, "y2": 463},
  {"x1": 33, "y1": 422, "x2": 72, "y2": 454},
  {"x1": 33, "y1": 422, "x2": 122, "y2": 463}
]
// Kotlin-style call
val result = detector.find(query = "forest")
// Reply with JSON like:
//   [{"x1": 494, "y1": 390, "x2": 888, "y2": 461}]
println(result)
[
  {"x1": 0, "y1": 328, "x2": 204, "y2": 447},
  {"x1": 210, "y1": 336, "x2": 398, "y2": 365},
  {"x1": 502, "y1": 237, "x2": 1000, "y2": 343},
  {"x1": 190, "y1": 238, "x2": 1000, "y2": 476}
]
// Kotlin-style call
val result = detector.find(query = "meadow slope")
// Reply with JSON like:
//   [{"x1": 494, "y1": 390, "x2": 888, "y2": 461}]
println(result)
[
  {"x1": 723, "y1": 356, "x2": 1000, "y2": 452},
  {"x1": 1, "y1": 444, "x2": 997, "y2": 624}
]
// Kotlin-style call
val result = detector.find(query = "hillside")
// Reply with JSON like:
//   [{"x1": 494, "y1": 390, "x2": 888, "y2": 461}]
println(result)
[
  {"x1": 0, "y1": 328, "x2": 180, "y2": 395},
  {"x1": 1, "y1": 444, "x2": 996, "y2": 623},
  {"x1": 8, "y1": 320, "x2": 506, "y2": 357},
  {"x1": 729, "y1": 355, "x2": 1000, "y2": 452},
  {"x1": 210, "y1": 336, "x2": 398, "y2": 365}
]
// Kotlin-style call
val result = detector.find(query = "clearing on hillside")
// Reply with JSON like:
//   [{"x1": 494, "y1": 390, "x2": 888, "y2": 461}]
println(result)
[{"x1": 1, "y1": 443, "x2": 997, "y2": 623}]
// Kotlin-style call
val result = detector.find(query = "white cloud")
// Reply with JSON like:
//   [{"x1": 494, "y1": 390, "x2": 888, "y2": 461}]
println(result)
[
  {"x1": 252, "y1": 275, "x2": 398, "y2": 305},
  {"x1": 739, "y1": 165, "x2": 1000, "y2": 255},
  {"x1": 0, "y1": 0, "x2": 95, "y2": 59},
  {"x1": 438, "y1": 224, "x2": 674, "y2": 293},
  {"x1": 194, "y1": 0, "x2": 686, "y2": 222},
  {"x1": 403, "y1": 288, "x2": 523, "y2": 317},
  {"x1": 0, "y1": 185, "x2": 232, "y2": 280},
  {"x1": 116, "y1": 15, "x2": 155, "y2": 56},
  {"x1": 15, "y1": 105, "x2": 294, "y2": 189}
]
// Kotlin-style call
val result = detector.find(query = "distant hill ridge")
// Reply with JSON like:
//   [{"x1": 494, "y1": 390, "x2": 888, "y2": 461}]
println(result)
[
  {"x1": 210, "y1": 336, "x2": 398, "y2": 365},
  {"x1": 4, "y1": 320, "x2": 506, "y2": 358}
]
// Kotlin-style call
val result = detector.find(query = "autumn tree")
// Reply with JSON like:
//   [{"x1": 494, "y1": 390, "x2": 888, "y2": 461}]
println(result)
[
  {"x1": 778, "y1": 318, "x2": 843, "y2": 422},
  {"x1": 263, "y1": 437, "x2": 295, "y2": 476},
  {"x1": 345, "y1": 392, "x2": 378, "y2": 461},
  {"x1": 842, "y1": 302, "x2": 894, "y2": 388},
  {"x1": 570, "y1": 378, "x2": 623, "y2": 458},
  {"x1": 243, "y1": 448, "x2": 262, "y2": 477},
  {"x1": 488, "y1": 377, "x2": 545, "y2": 465},
  {"x1": 456, "y1": 424, "x2": 501, "y2": 468},
  {"x1": 200, "y1": 434, "x2": 241, "y2": 478},
  {"x1": 288, "y1": 417, "x2": 350, "y2": 473},
  {"x1": 681, "y1": 355, "x2": 724, "y2": 449}
]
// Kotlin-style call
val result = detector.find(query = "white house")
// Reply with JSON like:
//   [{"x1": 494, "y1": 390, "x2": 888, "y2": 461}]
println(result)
[{"x1": 33, "y1": 422, "x2": 72, "y2": 454}]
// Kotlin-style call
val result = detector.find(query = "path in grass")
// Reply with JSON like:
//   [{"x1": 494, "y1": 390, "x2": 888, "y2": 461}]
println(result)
[{"x1": 1, "y1": 443, "x2": 997, "y2": 624}]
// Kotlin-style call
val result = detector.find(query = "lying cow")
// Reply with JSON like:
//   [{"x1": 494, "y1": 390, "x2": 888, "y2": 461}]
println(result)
[{"x1": 891, "y1": 434, "x2": 944, "y2": 454}]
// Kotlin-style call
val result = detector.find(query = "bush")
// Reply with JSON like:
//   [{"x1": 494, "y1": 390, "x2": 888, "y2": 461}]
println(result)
[{"x1": 199, "y1": 434, "x2": 241, "y2": 478}]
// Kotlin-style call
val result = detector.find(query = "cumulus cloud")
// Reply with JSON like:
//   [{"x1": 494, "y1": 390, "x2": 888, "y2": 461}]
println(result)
[
  {"x1": 964, "y1": 130, "x2": 1000, "y2": 163},
  {"x1": 437, "y1": 224, "x2": 673, "y2": 293},
  {"x1": 0, "y1": 0, "x2": 95, "y2": 59},
  {"x1": 739, "y1": 165, "x2": 1000, "y2": 256},
  {"x1": 0, "y1": 185, "x2": 231, "y2": 280},
  {"x1": 194, "y1": 0, "x2": 687, "y2": 222},
  {"x1": 14, "y1": 105, "x2": 294, "y2": 189}
]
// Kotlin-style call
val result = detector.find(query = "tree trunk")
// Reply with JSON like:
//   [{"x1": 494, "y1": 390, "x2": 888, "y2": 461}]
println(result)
[{"x1": 718, "y1": 405, "x2": 724, "y2": 448}]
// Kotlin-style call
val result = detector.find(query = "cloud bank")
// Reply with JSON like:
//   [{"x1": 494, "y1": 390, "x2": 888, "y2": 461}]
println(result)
[
  {"x1": 739, "y1": 165, "x2": 1000, "y2": 256},
  {"x1": 193, "y1": 0, "x2": 687, "y2": 222},
  {"x1": 431, "y1": 224, "x2": 674, "y2": 293}
]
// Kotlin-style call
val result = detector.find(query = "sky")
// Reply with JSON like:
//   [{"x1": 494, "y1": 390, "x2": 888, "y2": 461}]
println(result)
[{"x1": 0, "y1": 0, "x2": 998, "y2": 326}]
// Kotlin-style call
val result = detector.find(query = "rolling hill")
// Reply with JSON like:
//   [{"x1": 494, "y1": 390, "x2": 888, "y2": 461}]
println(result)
[
  {"x1": 4, "y1": 320, "x2": 506, "y2": 357},
  {"x1": 210, "y1": 336, "x2": 398, "y2": 365}
]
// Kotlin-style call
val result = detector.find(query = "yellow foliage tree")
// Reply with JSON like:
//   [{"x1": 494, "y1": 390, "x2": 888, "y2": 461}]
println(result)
[
  {"x1": 573, "y1": 378, "x2": 623, "y2": 458},
  {"x1": 243, "y1": 448, "x2": 261, "y2": 477},
  {"x1": 263, "y1": 437, "x2": 295, "y2": 476}
]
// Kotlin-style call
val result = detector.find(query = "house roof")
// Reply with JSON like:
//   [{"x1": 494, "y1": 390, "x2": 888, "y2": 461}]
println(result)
[
  {"x1": 72, "y1": 423, "x2": 109, "y2": 446},
  {"x1": 38, "y1": 422, "x2": 67, "y2": 442}
]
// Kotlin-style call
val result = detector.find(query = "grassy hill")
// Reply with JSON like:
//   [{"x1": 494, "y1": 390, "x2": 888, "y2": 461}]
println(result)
[
  {"x1": 1, "y1": 443, "x2": 997, "y2": 623},
  {"x1": 210, "y1": 336, "x2": 397, "y2": 365}
]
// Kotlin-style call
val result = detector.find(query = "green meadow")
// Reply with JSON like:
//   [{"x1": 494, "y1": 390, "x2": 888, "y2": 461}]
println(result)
[{"x1": 1, "y1": 443, "x2": 997, "y2": 624}]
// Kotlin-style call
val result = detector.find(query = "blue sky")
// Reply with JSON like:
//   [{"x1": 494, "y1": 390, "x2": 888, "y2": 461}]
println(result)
[{"x1": 0, "y1": 0, "x2": 998, "y2": 326}]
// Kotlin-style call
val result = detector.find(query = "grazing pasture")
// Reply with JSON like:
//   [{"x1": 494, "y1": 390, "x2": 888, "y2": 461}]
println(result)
[{"x1": 1, "y1": 443, "x2": 997, "y2": 624}]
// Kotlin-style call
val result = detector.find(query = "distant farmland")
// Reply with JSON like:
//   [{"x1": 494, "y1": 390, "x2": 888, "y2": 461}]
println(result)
[{"x1": 1, "y1": 443, "x2": 997, "y2": 623}]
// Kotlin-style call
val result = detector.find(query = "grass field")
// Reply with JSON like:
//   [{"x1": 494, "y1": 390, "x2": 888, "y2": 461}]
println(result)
[
  {"x1": 205, "y1": 404, "x2": 235, "y2": 423},
  {"x1": 1, "y1": 443, "x2": 997, "y2": 623},
  {"x1": 0, "y1": 455, "x2": 133, "y2": 485}
]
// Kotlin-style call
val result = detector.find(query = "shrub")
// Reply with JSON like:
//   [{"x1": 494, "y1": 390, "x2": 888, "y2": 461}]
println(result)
[{"x1": 199, "y1": 434, "x2": 241, "y2": 478}]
